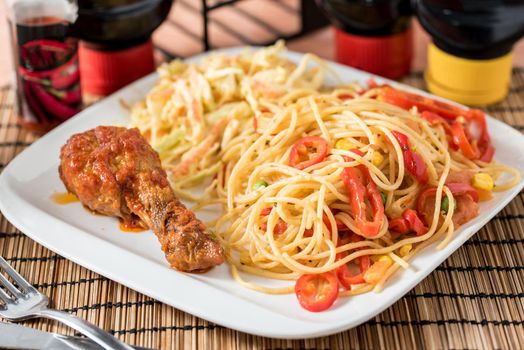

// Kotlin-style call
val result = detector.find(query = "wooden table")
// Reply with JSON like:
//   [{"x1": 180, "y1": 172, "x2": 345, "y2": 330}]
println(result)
[{"x1": 1, "y1": 1, "x2": 524, "y2": 349}]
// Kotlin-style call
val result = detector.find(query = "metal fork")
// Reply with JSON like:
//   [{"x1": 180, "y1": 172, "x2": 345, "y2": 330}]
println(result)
[{"x1": 0, "y1": 256, "x2": 134, "y2": 350}]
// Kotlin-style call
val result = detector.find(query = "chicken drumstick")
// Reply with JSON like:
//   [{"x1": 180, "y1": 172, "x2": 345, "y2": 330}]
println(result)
[{"x1": 59, "y1": 126, "x2": 224, "y2": 272}]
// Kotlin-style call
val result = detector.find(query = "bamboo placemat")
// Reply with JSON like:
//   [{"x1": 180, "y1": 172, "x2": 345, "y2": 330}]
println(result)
[{"x1": 0, "y1": 70, "x2": 524, "y2": 350}]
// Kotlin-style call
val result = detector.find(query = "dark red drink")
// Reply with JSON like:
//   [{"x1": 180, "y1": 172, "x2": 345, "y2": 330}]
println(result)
[{"x1": 8, "y1": 6, "x2": 81, "y2": 134}]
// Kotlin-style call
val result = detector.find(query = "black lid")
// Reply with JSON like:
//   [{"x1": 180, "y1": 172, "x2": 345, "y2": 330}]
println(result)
[
  {"x1": 72, "y1": 0, "x2": 173, "y2": 49},
  {"x1": 316, "y1": 0, "x2": 412, "y2": 36},
  {"x1": 414, "y1": 0, "x2": 524, "y2": 59}
]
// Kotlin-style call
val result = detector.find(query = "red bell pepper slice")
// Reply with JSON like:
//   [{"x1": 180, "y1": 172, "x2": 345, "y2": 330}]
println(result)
[
  {"x1": 380, "y1": 85, "x2": 468, "y2": 120},
  {"x1": 450, "y1": 122, "x2": 479, "y2": 160},
  {"x1": 341, "y1": 151, "x2": 384, "y2": 237},
  {"x1": 389, "y1": 209, "x2": 428, "y2": 236},
  {"x1": 466, "y1": 109, "x2": 495, "y2": 162},
  {"x1": 259, "y1": 207, "x2": 287, "y2": 235},
  {"x1": 381, "y1": 87, "x2": 495, "y2": 162},
  {"x1": 289, "y1": 136, "x2": 328, "y2": 170},
  {"x1": 335, "y1": 234, "x2": 371, "y2": 289},
  {"x1": 261, "y1": 221, "x2": 287, "y2": 235},
  {"x1": 421, "y1": 111, "x2": 453, "y2": 136},
  {"x1": 390, "y1": 131, "x2": 429, "y2": 184}
]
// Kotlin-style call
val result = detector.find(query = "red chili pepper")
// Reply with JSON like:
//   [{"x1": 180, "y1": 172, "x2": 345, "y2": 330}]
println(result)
[
  {"x1": 341, "y1": 151, "x2": 384, "y2": 237},
  {"x1": 295, "y1": 272, "x2": 339, "y2": 312},
  {"x1": 403, "y1": 209, "x2": 428, "y2": 236},
  {"x1": 50, "y1": 65, "x2": 80, "y2": 90},
  {"x1": 289, "y1": 136, "x2": 329, "y2": 170},
  {"x1": 389, "y1": 209, "x2": 428, "y2": 236},
  {"x1": 388, "y1": 217, "x2": 410, "y2": 234},
  {"x1": 47, "y1": 85, "x2": 81, "y2": 106},
  {"x1": 381, "y1": 87, "x2": 495, "y2": 162},
  {"x1": 450, "y1": 122, "x2": 479, "y2": 160},
  {"x1": 380, "y1": 86, "x2": 468, "y2": 120},
  {"x1": 29, "y1": 82, "x2": 78, "y2": 121},
  {"x1": 421, "y1": 111, "x2": 453, "y2": 135},
  {"x1": 259, "y1": 207, "x2": 288, "y2": 235},
  {"x1": 335, "y1": 234, "x2": 371, "y2": 289},
  {"x1": 322, "y1": 213, "x2": 350, "y2": 233},
  {"x1": 466, "y1": 109, "x2": 494, "y2": 162},
  {"x1": 390, "y1": 131, "x2": 428, "y2": 184},
  {"x1": 260, "y1": 207, "x2": 272, "y2": 216},
  {"x1": 261, "y1": 221, "x2": 287, "y2": 235},
  {"x1": 303, "y1": 212, "x2": 350, "y2": 238},
  {"x1": 23, "y1": 81, "x2": 49, "y2": 123},
  {"x1": 337, "y1": 93, "x2": 354, "y2": 100},
  {"x1": 336, "y1": 254, "x2": 371, "y2": 289}
]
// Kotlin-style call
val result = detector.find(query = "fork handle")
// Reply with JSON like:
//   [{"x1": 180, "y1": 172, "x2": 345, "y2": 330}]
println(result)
[{"x1": 36, "y1": 308, "x2": 134, "y2": 350}]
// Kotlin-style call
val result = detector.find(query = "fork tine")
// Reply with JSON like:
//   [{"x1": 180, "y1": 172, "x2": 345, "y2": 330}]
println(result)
[
  {"x1": 0, "y1": 273, "x2": 23, "y2": 297},
  {"x1": 0, "y1": 284, "x2": 13, "y2": 304},
  {"x1": 0, "y1": 257, "x2": 36, "y2": 293}
]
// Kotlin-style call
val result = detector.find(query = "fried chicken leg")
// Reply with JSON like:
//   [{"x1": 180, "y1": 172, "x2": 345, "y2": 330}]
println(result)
[{"x1": 59, "y1": 126, "x2": 224, "y2": 272}]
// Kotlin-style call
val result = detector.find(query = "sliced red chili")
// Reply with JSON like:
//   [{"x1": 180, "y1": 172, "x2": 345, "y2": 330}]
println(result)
[
  {"x1": 467, "y1": 109, "x2": 494, "y2": 162},
  {"x1": 381, "y1": 87, "x2": 495, "y2": 162},
  {"x1": 295, "y1": 272, "x2": 339, "y2": 312},
  {"x1": 390, "y1": 131, "x2": 428, "y2": 184},
  {"x1": 341, "y1": 151, "x2": 384, "y2": 237},
  {"x1": 389, "y1": 217, "x2": 411, "y2": 234},
  {"x1": 403, "y1": 209, "x2": 428, "y2": 236},
  {"x1": 323, "y1": 213, "x2": 350, "y2": 233},
  {"x1": 336, "y1": 233, "x2": 371, "y2": 288},
  {"x1": 421, "y1": 111, "x2": 453, "y2": 135},
  {"x1": 289, "y1": 136, "x2": 328, "y2": 170},
  {"x1": 450, "y1": 122, "x2": 479, "y2": 160},
  {"x1": 336, "y1": 253, "x2": 371, "y2": 289},
  {"x1": 389, "y1": 209, "x2": 428, "y2": 236},
  {"x1": 260, "y1": 207, "x2": 273, "y2": 216},
  {"x1": 261, "y1": 221, "x2": 288, "y2": 235},
  {"x1": 303, "y1": 213, "x2": 350, "y2": 238},
  {"x1": 380, "y1": 85, "x2": 468, "y2": 120}
]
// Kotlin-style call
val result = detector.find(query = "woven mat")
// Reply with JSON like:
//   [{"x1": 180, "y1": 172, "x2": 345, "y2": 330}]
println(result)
[{"x1": 0, "y1": 70, "x2": 523, "y2": 350}]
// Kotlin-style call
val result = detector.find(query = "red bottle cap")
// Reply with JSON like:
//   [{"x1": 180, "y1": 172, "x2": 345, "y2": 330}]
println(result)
[
  {"x1": 334, "y1": 27, "x2": 413, "y2": 80},
  {"x1": 79, "y1": 39, "x2": 156, "y2": 97}
]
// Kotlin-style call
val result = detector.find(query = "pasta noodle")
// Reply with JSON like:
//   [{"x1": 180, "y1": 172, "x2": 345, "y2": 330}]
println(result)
[{"x1": 131, "y1": 43, "x2": 520, "y2": 311}]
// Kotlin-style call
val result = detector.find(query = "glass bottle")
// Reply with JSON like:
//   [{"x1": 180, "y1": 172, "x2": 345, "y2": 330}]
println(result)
[{"x1": 6, "y1": 0, "x2": 81, "y2": 134}]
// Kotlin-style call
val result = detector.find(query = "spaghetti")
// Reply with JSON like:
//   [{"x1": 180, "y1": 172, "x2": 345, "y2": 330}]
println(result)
[{"x1": 131, "y1": 43, "x2": 520, "y2": 312}]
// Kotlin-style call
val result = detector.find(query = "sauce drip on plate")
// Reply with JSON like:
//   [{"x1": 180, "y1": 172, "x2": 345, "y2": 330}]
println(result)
[
  {"x1": 119, "y1": 218, "x2": 147, "y2": 233},
  {"x1": 50, "y1": 191, "x2": 78, "y2": 204}
]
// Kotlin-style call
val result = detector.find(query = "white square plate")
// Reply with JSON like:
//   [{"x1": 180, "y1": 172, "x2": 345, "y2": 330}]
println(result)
[{"x1": 1, "y1": 48, "x2": 523, "y2": 339}]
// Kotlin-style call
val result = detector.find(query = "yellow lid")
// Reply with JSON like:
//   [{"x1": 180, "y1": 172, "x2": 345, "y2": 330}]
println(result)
[{"x1": 425, "y1": 43, "x2": 513, "y2": 106}]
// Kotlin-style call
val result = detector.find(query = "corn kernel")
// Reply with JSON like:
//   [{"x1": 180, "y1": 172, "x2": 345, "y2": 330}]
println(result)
[
  {"x1": 372, "y1": 255, "x2": 392, "y2": 263},
  {"x1": 399, "y1": 244, "x2": 412, "y2": 257},
  {"x1": 335, "y1": 139, "x2": 355, "y2": 151},
  {"x1": 372, "y1": 151, "x2": 384, "y2": 166},
  {"x1": 472, "y1": 173, "x2": 494, "y2": 191},
  {"x1": 378, "y1": 255, "x2": 393, "y2": 263}
]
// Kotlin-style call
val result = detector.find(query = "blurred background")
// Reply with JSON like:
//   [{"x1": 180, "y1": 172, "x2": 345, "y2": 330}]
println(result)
[
  {"x1": 3, "y1": 0, "x2": 524, "y2": 133},
  {"x1": 1, "y1": 0, "x2": 522, "y2": 88}
]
